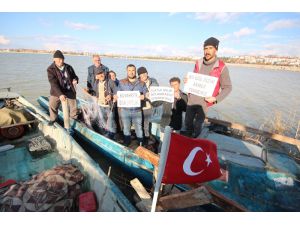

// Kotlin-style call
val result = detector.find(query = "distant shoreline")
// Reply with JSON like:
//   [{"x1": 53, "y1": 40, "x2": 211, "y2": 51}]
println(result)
[{"x1": 1, "y1": 51, "x2": 300, "y2": 72}]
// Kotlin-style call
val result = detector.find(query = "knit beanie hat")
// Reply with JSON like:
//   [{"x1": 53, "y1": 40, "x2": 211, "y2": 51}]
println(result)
[
  {"x1": 53, "y1": 50, "x2": 65, "y2": 59},
  {"x1": 95, "y1": 67, "x2": 104, "y2": 75},
  {"x1": 203, "y1": 37, "x2": 219, "y2": 50},
  {"x1": 137, "y1": 67, "x2": 148, "y2": 75}
]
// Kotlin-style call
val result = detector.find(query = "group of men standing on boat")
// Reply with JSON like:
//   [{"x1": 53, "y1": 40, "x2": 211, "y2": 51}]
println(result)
[{"x1": 47, "y1": 37, "x2": 232, "y2": 148}]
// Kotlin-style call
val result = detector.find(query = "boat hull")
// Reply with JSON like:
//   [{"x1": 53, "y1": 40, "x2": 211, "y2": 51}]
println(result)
[
  {"x1": 37, "y1": 96, "x2": 154, "y2": 187},
  {"x1": 1, "y1": 95, "x2": 136, "y2": 212}
]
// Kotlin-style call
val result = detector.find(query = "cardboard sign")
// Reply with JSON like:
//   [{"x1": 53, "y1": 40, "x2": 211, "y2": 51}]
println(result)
[
  {"x1": 117, "y1": 91, "x2": 141, "y2": 108},
  {"x1": 149, "y1": 86, "x2": 174, "y2": 103},
  {"x1": 184, "y1": 72, "x2": 218, "y2": 97}
]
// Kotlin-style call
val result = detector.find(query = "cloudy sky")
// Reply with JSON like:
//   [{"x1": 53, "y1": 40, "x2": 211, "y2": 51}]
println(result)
[{"x1": 1, "y1": 12, "x2": 300, "y2": 57}]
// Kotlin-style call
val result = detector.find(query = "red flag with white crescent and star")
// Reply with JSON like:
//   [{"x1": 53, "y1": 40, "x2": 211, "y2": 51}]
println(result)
[{"x1": 162, "y1": 133, "x2": 222, "y2": 184}]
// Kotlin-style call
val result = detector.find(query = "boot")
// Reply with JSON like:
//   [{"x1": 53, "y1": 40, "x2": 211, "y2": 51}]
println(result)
[
  {"x1": 108, "y1": 132, "x2": 115, "y2": 140},
  {"x1": 143, "y1": 136, "x2": 149, "y2": 146},
  {"x1": 137, "y1": 137, "x2": 144, "y2": 146},
  {"x1": 66, "y1": 128, "x2": 75, "y2": 136},
  {"x1": 123, "y1": 135, "x2": 131, "y2": 147}
]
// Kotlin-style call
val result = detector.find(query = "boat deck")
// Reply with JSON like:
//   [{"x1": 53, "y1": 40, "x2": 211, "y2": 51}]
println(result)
[{"x1": 0, "y1": 128, "x2": 64, "y2": 183}]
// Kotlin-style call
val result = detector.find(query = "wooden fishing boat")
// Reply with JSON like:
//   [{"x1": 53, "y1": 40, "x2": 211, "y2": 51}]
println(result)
[
  {"x1": 37, "y1": 95, "x2": 300, "y2": 211},
  {"x1": 37, "y1": 96, "x2": 155, "y2": 187},
  {"x1": 0, "y1": 93, "x2": 136, "y2": 212}
]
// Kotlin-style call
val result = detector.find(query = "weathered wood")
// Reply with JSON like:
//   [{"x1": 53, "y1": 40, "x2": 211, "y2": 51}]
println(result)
[
  {"x1": 135, "y1": 146, "x2": 159, "y2": 167},
  {"x1": 206, "y1": 117, "x2": 300, "y2": 148},
  {"x1": 0, "y1": 91, "x2": 18, "y2": 99},
  {"x1": 158, "y1": 186, "x2": 213, "y2": 211},
  {"x1": 205, "y1": 184, "x2": 247, "y2": 211},
  {"x1": 0, "y1": 120, "x2": 37, "y2": 129},
  {"x1": 130, "y1": 178, "x2": 152, "y2": 212},
  {"x1": 187, "y1": 183, "x2": 247, "y2": 212}
]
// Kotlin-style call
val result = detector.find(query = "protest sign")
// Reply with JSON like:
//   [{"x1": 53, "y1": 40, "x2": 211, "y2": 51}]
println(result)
[
  {"x1": 184, "y1": 72, "x2": 218, "y2": 97},
  {"x1": 117, "y1": 91, "x2": 141, "y2": 107},
  {"x1": 149, "y1": 86, "x2": 174, "y2": 103}
]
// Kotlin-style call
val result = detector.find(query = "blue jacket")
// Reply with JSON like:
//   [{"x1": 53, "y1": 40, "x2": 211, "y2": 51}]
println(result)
[{"x1": 117, "y1": 78, "x2": 148, "y2": 110}]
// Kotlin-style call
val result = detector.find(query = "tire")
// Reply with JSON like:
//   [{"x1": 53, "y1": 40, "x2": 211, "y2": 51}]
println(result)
[{"x1": 0, "y1": 125, "x2": 25, "y2": 140}]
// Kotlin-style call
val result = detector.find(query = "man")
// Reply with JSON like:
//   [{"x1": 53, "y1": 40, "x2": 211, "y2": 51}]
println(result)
[
  {"x1": 88, "y1": 68, "x2": 117, "y2": 139},
  {"x1": 184, "y1": 37, "x2": 232, "y2": 138},
  {"x1": 47, "y1": 50, "x2": 79, "y2": 125},
  {"x1": 87, "y1": 55, "x2": 109, "y2": 95},
  {"x1": 159, "y1": 77, "x2": 187, "y2": 145},
  {"x1": 137, "y1": 66, "x2": 159, "y2": 145},
  {"x1": 115, "y1": 64, "x2": 147, "y2": 146}
]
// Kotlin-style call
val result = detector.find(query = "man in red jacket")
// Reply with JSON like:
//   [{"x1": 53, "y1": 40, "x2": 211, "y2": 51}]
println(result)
[
  {"x1": 47, "y1": 50, "x2": 79, "y2": 125},
  {"x1": 184, "y1": 37, "x2": 232, "y2": 138}
]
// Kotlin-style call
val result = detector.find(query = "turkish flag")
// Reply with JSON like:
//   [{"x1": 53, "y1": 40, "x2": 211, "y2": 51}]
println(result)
[{"x1": 162, "y1": 133, "x2": 221, "y2": 184}]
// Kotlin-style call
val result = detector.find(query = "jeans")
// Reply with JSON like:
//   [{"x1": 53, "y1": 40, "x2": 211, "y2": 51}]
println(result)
[
  {"x1": 142, "y1": 108, "x2": 153, "y2": 138},
  {"x1": 120, "y1": 108, "x2": 143, "y2": 139},
  {"x1": 185, "y1": 105, "x2": 206, "y2": 138},
  {"x1": 99, "y1": 106, "x2": 116, "y2": 133}
]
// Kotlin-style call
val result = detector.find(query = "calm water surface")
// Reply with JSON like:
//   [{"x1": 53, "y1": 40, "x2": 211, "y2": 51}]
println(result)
[{"x1": 1, "y1": 53, "x2": 300, "y2": 136}]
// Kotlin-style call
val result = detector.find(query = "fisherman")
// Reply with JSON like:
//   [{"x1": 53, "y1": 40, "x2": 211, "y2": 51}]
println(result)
[
  {"x1": 137, "y1": 66, "x2": 159, "y2": 145},
  {"x1": 87, "y1": 55, "x2": 109, "y2": 95},
  {"x1": 47, "y1": 50, "x2": 79, "y2": 126},
  {"x1": 88, "y1": 68, "x2": 117, "y2": 139},
  {"x1": 114, "y1": 64, "x2": 147, "y2": 146},
  {"x1": 184, "y1": 37, "x2": 232, "y2": 138}
]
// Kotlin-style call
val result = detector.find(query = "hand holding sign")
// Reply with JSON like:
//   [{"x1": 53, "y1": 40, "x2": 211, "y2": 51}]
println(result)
[
  {"x1": 149, "y1": 86, "x2": 174, "y2": 103},
  {"x1": 117, "y1": 91, "x2": 141, "y2": 108},
  {"x1": 184, "y1": 72, "x2": 218, "y2": 97},
  {"x1": 204, "y1": 96, "x2": 217, "y2": 103}
]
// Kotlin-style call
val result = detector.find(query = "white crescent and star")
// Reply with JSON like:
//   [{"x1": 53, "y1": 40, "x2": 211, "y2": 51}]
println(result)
[{"x1": 183, "y1": 147, "x2": 213, "y2": 176}]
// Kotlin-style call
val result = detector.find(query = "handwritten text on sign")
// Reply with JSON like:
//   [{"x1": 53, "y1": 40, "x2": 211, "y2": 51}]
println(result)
[
  {"x1": 184, "y1": 72, "x2": 218, "y2": 97},
  {"x1": 149, "y1": 86, "x2": 174, "y2": 103},
  {"x1": 117, "y1": 91, "x2": 141, "y2": 108}
]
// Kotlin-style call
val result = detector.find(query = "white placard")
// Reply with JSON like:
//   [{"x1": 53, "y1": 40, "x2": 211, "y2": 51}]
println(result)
[
  {"x1": 117, "y1": 91, "x2": 141, "y2": 108},
  {"x1": 184, "y1": 72, "x2": 218, "y2": 97},
  {"x1": 149, "y1": 86, "x2": 174, "y2": 103}
]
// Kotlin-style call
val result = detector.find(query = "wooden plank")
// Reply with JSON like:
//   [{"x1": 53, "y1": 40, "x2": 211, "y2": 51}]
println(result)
[
  {"x1": 205, "y1": 185, "x2": 248, "y2": 212},
  {"x1": 130, "y1": 178, "x2": 152, "y2": 212},
  {"x1": 158, "y1": 186, "x2": 213, "y2": 211},
  {"x1": 0, "y1": 91, "x2": 19, "y2": 99},
  {"x1": 135, "y1": 146, "x2": 159, "y2": 167},
  {"x1": 206, "y1": 117, "x2": 300, "y2": 147},
  {"x1": 187, "y1": 183, "x2": 247, "y2": 212},
  {"x1": 0, "y1": 120, "x2": 37, "y2": 129}
]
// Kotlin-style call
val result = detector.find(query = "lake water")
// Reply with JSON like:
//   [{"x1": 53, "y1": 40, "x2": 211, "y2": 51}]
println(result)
[{"x1": 1, "y1": 52, "x2": 300, "y2": 136}]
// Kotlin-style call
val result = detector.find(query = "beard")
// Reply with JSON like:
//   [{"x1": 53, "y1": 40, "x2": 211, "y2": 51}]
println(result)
[{"x1": 128, "y1": 74, "x2": 136, "y2": 79}]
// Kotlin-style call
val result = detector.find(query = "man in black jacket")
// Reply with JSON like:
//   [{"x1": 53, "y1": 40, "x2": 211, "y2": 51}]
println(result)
[
  {"x1": 47, "y1": 50, "x2": 79, "y2": 125},
  {"x1": 160, "y1": 77, "x2": 187, "y2": 132}
]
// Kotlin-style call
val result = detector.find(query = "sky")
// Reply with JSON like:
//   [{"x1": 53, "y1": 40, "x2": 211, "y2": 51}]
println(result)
[{"x1": 1, "y1": 12, "x2": 300, "y2": 57}]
